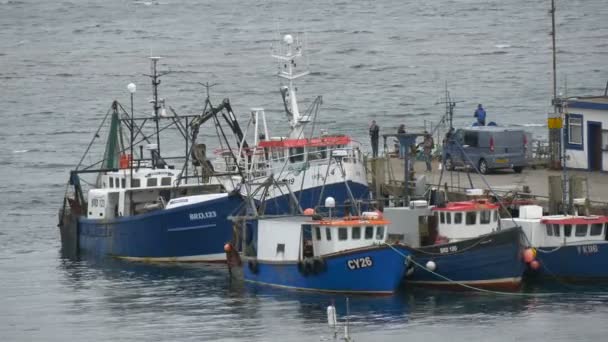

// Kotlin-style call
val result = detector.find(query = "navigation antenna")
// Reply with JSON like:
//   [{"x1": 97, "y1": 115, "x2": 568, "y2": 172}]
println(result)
[{"x1": 435, "y1": 83, "x2": 463, "y2": 132}]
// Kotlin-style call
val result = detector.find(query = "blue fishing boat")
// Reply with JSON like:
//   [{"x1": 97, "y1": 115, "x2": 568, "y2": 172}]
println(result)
[
  {"x1": 214, "y1": 34, "x2": 369, "y2": 215},
  {"x1": 384, "y1": 196, "x2": 527, "y2": 291},
  {"x1": 58, "y1": 57, "x2": 247, "y2": 262},
  {"x1": 502, "y1": 205, "x2": 608, "y2": 281},
  {"x1": 242, "y1": 209, "x2": 410, "y2": 295}
]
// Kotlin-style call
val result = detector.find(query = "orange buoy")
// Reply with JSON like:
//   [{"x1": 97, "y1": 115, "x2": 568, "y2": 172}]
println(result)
[
  {"x1": 224, "y1": 243, "x2": 232, "y2": 253},
  {"x1": 523, "y1": 248, "x2": 536, "y2": 263},
  {"x1": 530, "y1": 260, "x2": 541, "y2": 271},
  {"x1": 303, "y1": 208, "x2": 315, "y2": 216}
]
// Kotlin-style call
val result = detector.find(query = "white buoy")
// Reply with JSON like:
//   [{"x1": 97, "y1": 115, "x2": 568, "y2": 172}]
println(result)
[
  {"x1": 426, "y1": 260, "x2": 437, "y2": 272},
  {"x1": 327, "y1": 305, "x2": 337, "y2": 328}
]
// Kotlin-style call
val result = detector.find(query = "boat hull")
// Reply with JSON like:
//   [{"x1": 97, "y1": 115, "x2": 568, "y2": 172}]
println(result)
[
  {"x1": 243, "y1": 245, "x2": 409, "y2": 295},
  {"x1": 404, "y1": 227, "x2": 527, "y2": 291},
  {"x1": 532, "y1": 242, "x2": 608, "y2": 281},
  {"x1": 262, "y1": 180, "x2": 369, "y2": 215},
  {"x1": 72, "y1": 194, "x2": 243, "y2": 262}
]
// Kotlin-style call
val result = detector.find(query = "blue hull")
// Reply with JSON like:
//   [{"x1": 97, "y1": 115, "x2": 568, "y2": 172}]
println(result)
[
  {"x1": 534, "y1": 242, "x2": 608, "y2": 280},
  {"x1": 405, "y1": 227, "x2": 527, "y2": 290},
  {"x1": 77, "y1": 194, "x2": 244, "y2": 261},
  {"x1": 244, "y1": 245, "x2": 409, "y2": 294},
  {"x1": 262, "y1": 181, "x2": 369, "y2": 215}
]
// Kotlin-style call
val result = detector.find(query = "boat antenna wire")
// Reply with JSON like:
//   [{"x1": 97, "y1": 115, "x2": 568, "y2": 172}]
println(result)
[{"x1": 75, "y1": 105, "x2": 114, "y2": 171}]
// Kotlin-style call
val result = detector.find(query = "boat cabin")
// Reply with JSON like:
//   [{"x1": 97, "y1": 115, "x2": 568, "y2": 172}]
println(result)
[
  {"x1": 501, "y1": 205, "x2": 608, "y2": 247},
  {"x1": 252, "y1": 212, "x2": 391, "y2": 262},
  {"x1": 86, "y1": 166, "x2": 224, "y2": 220},
  {"x1": 432, "y1": 200, "x2": 500, "y2": 242}
]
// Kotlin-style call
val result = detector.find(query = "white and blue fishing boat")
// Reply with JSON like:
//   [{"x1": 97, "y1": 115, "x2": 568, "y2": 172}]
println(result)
[
  {"x1": 384, "y1": 195, "x2": 528, "y2": 291},
  {"x1": 215, "y1": 34, "x2": 369, "y2": 215},
  {"x1": 242, "y1": 204, "x2": 410, "y2": 295},
  {"x1": 502, "y1": 205, "x2": 608, "y2": 281},
  {"x1": 58, "y1": 57, "x2": 247, "y2": 262}
]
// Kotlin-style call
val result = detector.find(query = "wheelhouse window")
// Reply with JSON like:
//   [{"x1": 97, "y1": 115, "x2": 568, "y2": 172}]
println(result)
[
  {"x1": 352, "y1": 227, "x2": 361, "y2": 240},
  {"x1": 480, "y1": 211, "x2": 491, "y2": 224},
  {"x1": 446, "y1": 212, "x2": 451, "y2": 224},
  {"x1": 109, "y1": 178, "x2": 114, "y2": 188},
  {"x1": 161, "y1": 177, "x2": 172, "y2": 186},
  {"x1": 115, "y1": 178, "x2": 119, "y2": 188},
  {"x1": 546, "y1": 224, "x2": 553, "y2": 236},
  {"x1": 131, "y1": 178, "x2": 140, "y2": 188},
  {"x1": 575, "y1": 224, "x2": 588, "y2": 237},
  {"x1": 338, "y1": 228, "x2": 348, "y2": 241},
  {"x1": 315, "y1": 227, "x2": 321, "y2": 240},
  {"x1": 567, "y1": 116, "x2": 583, "y2": 145},
  {"x1": 376, "y1": 226, "x2": 385, "y2": 240},
  {"x1": 121, "y1": 178, "x2": 126, "y2": 188},
  {"x1": 454, "y1": 212, "x2": 462, "y2": 224},
  {"x1": 365, "y1": 226, "x2": 374, "y2": 239},
  {"x1": 271, "y1": 148, "x2": 285, "y2": 163},
  {"x1": 564, "y1": 224, "x2": 572, "y2": 237},
  {"x1": 147, "y1": 178, "x2": 158, "y2": 187},
  {"x1": 440, "y1": 212, "x2": 445, "y2": 224},
  {"x1": 289, "y1": 147, "x2": 305, "y2": 163},
  {"x1": 493, "y1": 211, "x2": 498, "y2": 222},
  {"x1": 552, "y1": 224, "x2": 560, "y2": 237},
  {"x1": 590, "y1": 223, "x2": 603, "y2": 236},
  {"x1": 325, "y1": 227, "x2": 332, "y2": 241},
  {"x1": 466, "y1": 212, "x2": 476, "y2": 225}
]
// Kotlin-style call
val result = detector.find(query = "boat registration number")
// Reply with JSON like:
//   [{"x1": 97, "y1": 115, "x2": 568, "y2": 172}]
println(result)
[
  {"x1": 439, "y1": 245, "x2": 458, "y2": 254},
  {"x1": 495, "y1": 158, "x2": 508, "y2": 163},
  {"x1": 347, "y1": 256, "x2": 373, "y2": 270},
  {"x1": 577, "y1": 244, "x2": 599, "y2": 255}
]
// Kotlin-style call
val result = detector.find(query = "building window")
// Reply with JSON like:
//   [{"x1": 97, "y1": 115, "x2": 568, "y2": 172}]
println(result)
[
  {"x1": 325, "y1": 227, "x2": 332, "y2": 241},
  {"x1": 454, "y1": 213, "x2": 462, "y2": 224},
  {"x1": 352, "y1": 227, "x2": 361, "y2": 240},
  {"x1": 365, "y1": 226, "x2": 374, "y2": 239},
  {"x1": 338, "y1": 228, "x2": 348, "y2": 241},
  {"x1": 575, "y1": 224, "x2": 588, "y2": 237},
  {"x1": 567, "y1": 114, "x2": 583, "y2": 146},
  {"x1": 466, "y1": 212, "x2": 476, "y2": 225}
]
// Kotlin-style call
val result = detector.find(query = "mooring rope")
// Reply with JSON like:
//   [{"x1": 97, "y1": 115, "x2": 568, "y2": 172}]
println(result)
[{"x1": 383, "y1": 243, "x2": 562, "y2": 297}]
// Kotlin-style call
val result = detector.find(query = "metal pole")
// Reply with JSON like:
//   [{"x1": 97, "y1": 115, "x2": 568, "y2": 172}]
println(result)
[{"x1": 549, "y1": 0, "x2": 561, "y2": 169}]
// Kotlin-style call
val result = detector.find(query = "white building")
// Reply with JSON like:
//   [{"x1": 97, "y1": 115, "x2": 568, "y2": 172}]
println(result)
[{"x1": 564, "y1": 96, "x2": 608, "y2": 172}]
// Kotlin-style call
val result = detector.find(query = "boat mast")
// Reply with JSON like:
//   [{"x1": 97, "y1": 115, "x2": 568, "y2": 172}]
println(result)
[
  {"x1": 549, "y1": 0, "x2": 561, "y2": 169},
  {"x1": 273, "y1": 34, "x2": 310, "y2": 139},
  {"x1": 149, "y1": 56, "x2": 162, "y2": 168}
]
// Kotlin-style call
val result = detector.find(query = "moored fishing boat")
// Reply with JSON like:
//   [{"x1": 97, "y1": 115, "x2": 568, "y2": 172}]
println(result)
[
  {"x1": 58, "y1": 57, "x2": 246, "y2": 262},
  {"x1": 384, "y1": 195, "x2": 528, "y2": 291},
  {"x1": 214, "y1": 34, "x2": 369, "y2": 215},
  {"x1": 242, "y1": 203, "x2": 410, "y2": 295}
]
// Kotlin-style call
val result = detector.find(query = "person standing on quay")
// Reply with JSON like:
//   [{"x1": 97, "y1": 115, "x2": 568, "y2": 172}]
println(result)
[
  {"x1": 474, "y1": 104, "x2": 486, "y2": 126},
  {"x1": 369, "y1": 120, "x2": 380, "y2": 158}
]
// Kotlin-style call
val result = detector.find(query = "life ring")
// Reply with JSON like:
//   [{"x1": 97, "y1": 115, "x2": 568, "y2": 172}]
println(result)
[
  {"x1": 247, "y1": 259, "x2": 259, "y2": 274},
  {"x1": 312, "y1": 257, "x2": 326, "y2": 274}
]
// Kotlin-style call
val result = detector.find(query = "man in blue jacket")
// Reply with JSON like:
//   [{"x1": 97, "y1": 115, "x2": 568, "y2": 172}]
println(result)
[{"x1": 474, "y1": 104, "x2": 486, "y2": 126}]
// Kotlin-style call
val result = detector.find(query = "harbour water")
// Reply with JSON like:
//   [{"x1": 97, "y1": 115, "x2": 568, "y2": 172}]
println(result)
[{"x1": 1, "y1": 0, "x2": 608, "y2": 340}]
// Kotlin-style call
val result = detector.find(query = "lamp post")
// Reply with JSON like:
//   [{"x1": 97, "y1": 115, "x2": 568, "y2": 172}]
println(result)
[{"x1": 127, "y1": 83, "x2": 136, "y2": 211}]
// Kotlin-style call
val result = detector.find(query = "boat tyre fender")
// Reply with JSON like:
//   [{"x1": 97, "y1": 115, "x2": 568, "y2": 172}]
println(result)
[
  {"x1": 304, "y1": 258, "x2": 315, "y2": 275},
  {"x1": 298, "y1": 260, "x2": 310, "y2": 276},
  {"x1": 312, "y1": 257, "x2": 326, "y2": 274},
  {"x1": 248, "y1": 259, "x2": 259, "y2": 274}
]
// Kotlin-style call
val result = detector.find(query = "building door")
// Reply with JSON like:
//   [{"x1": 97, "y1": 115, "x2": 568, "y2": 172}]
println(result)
[{"x1": 587, "y1": 121, "x2": 602, "y2": 171}]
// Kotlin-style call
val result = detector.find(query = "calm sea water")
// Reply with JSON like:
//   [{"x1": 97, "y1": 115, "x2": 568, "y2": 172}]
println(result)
[{"x1": 1, "y1": 0, "x2": 608, "y2": 340}]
